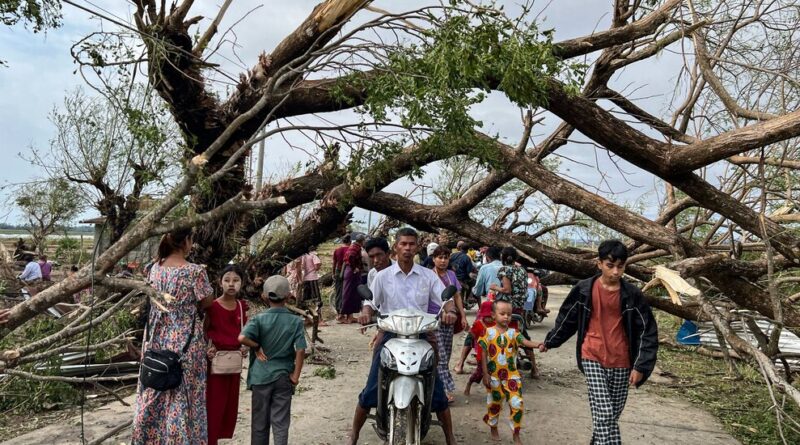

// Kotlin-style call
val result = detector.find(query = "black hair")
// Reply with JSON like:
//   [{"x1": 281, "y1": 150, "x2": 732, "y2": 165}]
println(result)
[
  {"x1": 364, "y1": 237, "x2": 390, "y2": 253},
  {"x1": 486, "y1": 246, "x2": 501, "y2": 261},
  {"x1": 70, "y1": 265, "x2": 79, "y2": 272},
  {"x1": 157, "y1": 228, "x2": 192, "y2": 263},
  {"x1": 220, "y1": 264, "x2": 248, "y2": 283},
  {"x1": 395, "y1": 227, "x2": 418, "y2": 239},
  {"x1": 342, "y1": 234, "x2": 352, "y2": 244},
  {"x1": 500, "y1": 246, "x2": 518, "y2": 266},
  {"x1": 432, "y1": 245, "x2": 451, "y2": 258},
  {"x1": 598, "y1": 239, "x2": 628, "y2": 263},
  {"x1": 493, "y1": 298, "x2": 512, "y2": 312}
]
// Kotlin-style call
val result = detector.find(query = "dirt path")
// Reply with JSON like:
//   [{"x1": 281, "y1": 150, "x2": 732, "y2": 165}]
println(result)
[{"x1": 4, "y1": 286, "x2": 739, "y2": 444}]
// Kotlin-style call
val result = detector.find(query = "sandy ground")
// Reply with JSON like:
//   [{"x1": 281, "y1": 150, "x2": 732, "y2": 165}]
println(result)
[{"x1": 3, "y1": 286, "x2": 739, "y2": 445}]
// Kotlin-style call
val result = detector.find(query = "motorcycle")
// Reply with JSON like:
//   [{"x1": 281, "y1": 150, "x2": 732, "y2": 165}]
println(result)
[
  {"x1": 357, "y1": 284, "x2": 457, "y2": 445},
  {"x1": 523, "y1": 268, "x2": 549, "y2": 327}
]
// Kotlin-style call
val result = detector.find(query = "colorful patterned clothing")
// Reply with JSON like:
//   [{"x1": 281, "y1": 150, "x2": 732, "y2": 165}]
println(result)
[
  {"x1": 496, "y1": 265, "x2": 528, "y2": 310},
  {"x1": 478, "y1": 326, "x2": 526, "y2": 433},
  {"x1": 132, "y1": 263, "x2": 214, "y2": 445}
]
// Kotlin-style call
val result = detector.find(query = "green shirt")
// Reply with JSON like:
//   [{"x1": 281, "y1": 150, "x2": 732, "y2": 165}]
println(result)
[{"x1": 241, "y1": 307, "x2": 307, "y2": 388}]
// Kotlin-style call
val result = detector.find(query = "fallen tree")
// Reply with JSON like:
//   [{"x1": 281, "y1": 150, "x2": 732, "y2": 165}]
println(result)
[{"x1": 3, "y1": 0, "x2": 800, "y2": 427}]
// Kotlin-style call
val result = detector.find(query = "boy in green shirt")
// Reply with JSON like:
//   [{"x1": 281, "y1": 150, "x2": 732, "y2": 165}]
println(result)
[{"x1": 239, "y1": 275, "x2": 307, "y2": 445}]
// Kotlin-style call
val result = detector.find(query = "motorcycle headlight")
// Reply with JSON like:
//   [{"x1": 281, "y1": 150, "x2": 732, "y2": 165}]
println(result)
[{"x1": 380, "y1": 348, "x2": 397, "y2": 370}]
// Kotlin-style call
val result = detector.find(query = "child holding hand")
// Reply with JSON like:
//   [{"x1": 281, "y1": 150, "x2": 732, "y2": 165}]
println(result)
[{"x1": 479, "y1": 299, "x2": 541, "y2": 444}]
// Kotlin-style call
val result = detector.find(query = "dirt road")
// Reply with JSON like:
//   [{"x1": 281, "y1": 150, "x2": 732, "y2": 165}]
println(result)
[{"x1": 4, "y1": 286, "x2": 739, "y2": 444}]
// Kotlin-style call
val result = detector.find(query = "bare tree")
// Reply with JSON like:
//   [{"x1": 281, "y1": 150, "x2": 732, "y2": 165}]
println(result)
[
  {"x1": 25, "y1": 85, "x2": 181, "y2": 243},
  {"x1": 13, "y1": 178, "x2": 83, "y2": 255}
]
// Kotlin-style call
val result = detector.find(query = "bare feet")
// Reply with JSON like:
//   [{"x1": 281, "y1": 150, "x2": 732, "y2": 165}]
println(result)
[
  {"x1": 513, "y1": 432, "x2": 523, "y2": 445},
  {"x1": 453, "y1": 363, "x2": 465, "y2": 374},
  {"x1": 490, "y1": 426, "x2": 501, "y2": 441},
  {"x1": 463, "y1": 384, "x2": 471, "y2": 396},
  {"x1": 345, "y1": 434, "x2": 357, "y2": 445}
]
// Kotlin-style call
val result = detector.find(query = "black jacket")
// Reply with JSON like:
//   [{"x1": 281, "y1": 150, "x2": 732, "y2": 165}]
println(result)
[{"x1": 544, "y1": 275, "x2": 658, "y2": 387}]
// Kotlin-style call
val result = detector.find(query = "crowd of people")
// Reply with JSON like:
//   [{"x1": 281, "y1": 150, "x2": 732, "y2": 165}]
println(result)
[
  {"x1": 133, "y1": 228, "x2": 657, "y2": 445},
  {"x1": 0, "y1": 228, "x2": 659, "y2": 445}
]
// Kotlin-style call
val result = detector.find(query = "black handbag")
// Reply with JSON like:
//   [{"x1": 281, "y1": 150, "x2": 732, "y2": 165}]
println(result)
[{"x1": 139, "y1": 311, "x2": 196, "y2": 391}]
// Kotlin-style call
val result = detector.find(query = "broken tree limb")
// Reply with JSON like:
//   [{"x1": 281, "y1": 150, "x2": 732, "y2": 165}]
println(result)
[{"x1": 701, "y1": 296, "x2": 800, "y2": 409}]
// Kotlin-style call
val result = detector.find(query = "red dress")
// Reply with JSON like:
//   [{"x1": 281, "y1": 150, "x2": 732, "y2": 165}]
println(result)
[
  {"x1": 469, "y1": 319, "x2": 496, "y2": 384},
  {"x1": 206, "y1": 299, "x2": 248, "y2": 445}
]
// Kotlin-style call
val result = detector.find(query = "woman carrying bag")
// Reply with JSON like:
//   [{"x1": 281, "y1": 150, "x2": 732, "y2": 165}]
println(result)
[
  {"x1": 205, "y1": 264, "x2": 249, "y2": 445},
  {"x1": 132, "y1": 228, "x2": 215, "y2": 445}
]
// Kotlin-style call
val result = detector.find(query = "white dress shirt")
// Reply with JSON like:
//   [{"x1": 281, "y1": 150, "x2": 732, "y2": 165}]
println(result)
[
  {"x1": 367, "y1": 262, "x2": 445, "y2": 314},
  {"x1": 19, "y1": 261, "x2": 43, "y2": 282},
  {"x1": 367, "y1": 260, "x2": 397, "y2": 289}
]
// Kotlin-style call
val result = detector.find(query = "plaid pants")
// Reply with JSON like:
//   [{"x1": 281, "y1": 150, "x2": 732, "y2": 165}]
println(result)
[
  {"x1": 436, "y1": 324, "x2": 456, "y2": 393},
  {"x1": 582, "y1": 359, "x2": 631, "y2": 445}
]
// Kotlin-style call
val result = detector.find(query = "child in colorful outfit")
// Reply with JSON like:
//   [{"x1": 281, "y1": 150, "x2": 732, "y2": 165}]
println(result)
[
  {"x1": 463, "y1": 300, "x2": 495, "y2": 396},
  {"x1": 479, "y1": 299, "x2": 541, "y2": 444}
]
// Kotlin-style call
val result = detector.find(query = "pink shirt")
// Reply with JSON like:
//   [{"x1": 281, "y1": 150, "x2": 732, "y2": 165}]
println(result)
[{"x1": 302, "y1": 252, "x2": 322, "y2": 281}]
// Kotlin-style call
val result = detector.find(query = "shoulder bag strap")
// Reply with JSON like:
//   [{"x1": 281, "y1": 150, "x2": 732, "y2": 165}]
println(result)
[
  {"x1": 238, "y1": 300, "x2": 244, "y2": 330},
  {"x1": 181, "y1": 310, "x2": 197, "y2": 355},
  {"x1": 141, "y1": 297, "x2": 152, "y2": 357}
]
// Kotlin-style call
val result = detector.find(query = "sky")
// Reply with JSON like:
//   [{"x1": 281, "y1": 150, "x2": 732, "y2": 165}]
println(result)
[{"x1": 0, "y1": 0, "x2": 689, "y2": 230}]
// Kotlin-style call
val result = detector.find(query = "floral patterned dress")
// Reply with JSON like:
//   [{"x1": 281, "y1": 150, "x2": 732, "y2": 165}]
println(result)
[
  {"x1": 132, "y1": 263, "x2": 214, "y2": 445},
  {"x1": 496, "y1": 265, "x2": 528, "y2": 310}
]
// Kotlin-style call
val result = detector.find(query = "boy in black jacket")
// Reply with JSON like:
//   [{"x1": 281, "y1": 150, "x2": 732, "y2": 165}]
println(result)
[{"x1": 539, "y1": 240, "x2": 658, "y2": 444}]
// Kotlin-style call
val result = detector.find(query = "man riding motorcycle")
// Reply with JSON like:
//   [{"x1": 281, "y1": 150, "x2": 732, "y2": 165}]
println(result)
[{"x1": 347, "y1": 227, "x2": 458, "y2": 445}]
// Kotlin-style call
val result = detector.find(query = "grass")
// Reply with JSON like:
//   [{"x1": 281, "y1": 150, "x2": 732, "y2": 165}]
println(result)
[{"x1": 651, "y1": 311, "x2": 800, "y2": 445}]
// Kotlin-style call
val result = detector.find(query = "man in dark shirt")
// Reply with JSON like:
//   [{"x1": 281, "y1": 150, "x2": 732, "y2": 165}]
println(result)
[{"x1": 450, "y1": 240, "x2": 476, "y2": 301}]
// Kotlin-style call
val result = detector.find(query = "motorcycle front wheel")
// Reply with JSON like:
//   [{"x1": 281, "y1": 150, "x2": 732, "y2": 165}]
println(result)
[{"x1": 389, "y1": 399, "x2": 420, "y2": 445}]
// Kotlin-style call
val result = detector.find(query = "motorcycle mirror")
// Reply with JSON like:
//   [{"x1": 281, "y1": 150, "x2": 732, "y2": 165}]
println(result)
[
  {"x1": 357, "y1": 284, "x2": 373, "y2": 301},
  {"x1": 441, "y1": 285, "x2": 458, "y2": 301}
]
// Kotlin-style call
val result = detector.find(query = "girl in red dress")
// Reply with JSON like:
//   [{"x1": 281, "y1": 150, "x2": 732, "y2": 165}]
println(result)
[{"x1": 205, "y1": 264, "x2": 249, "y2": 445}]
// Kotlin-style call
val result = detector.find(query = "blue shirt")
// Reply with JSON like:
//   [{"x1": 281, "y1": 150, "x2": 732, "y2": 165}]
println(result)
[
  {"x1": 472, "y1": 260, "x2": 502, "y2": 297},
  {"x1": 449, "y1": 251, "x2": 475, "y2": 282}
]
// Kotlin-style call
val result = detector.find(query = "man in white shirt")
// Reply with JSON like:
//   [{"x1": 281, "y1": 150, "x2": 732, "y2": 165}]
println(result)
[
  {"x1": 18, "y1": 259, "x2": 43, "y2": 283},
  {"x1": 347, "y1": 228, "x2": 458, "y2": 445}
]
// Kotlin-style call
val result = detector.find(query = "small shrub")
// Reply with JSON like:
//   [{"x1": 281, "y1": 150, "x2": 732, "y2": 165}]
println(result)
[{"x1": 313, "y1": 366, "x2": 336, "y2": 379}]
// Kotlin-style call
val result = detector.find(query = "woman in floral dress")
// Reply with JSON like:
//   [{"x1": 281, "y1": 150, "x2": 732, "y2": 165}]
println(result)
[{"x1": 132, "y1": 228, "x2": 215, "y2": 445}]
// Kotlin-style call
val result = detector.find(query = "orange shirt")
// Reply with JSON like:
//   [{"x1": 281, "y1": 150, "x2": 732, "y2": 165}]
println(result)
[{"x1": 581, "y1": 279, "x2": 630, "y2": 368}]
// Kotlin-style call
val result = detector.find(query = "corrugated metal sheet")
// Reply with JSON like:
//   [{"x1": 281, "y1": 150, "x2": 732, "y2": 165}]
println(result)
[{"x1": 695, "y1": 317, "x2": 800, "y2": 369}]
